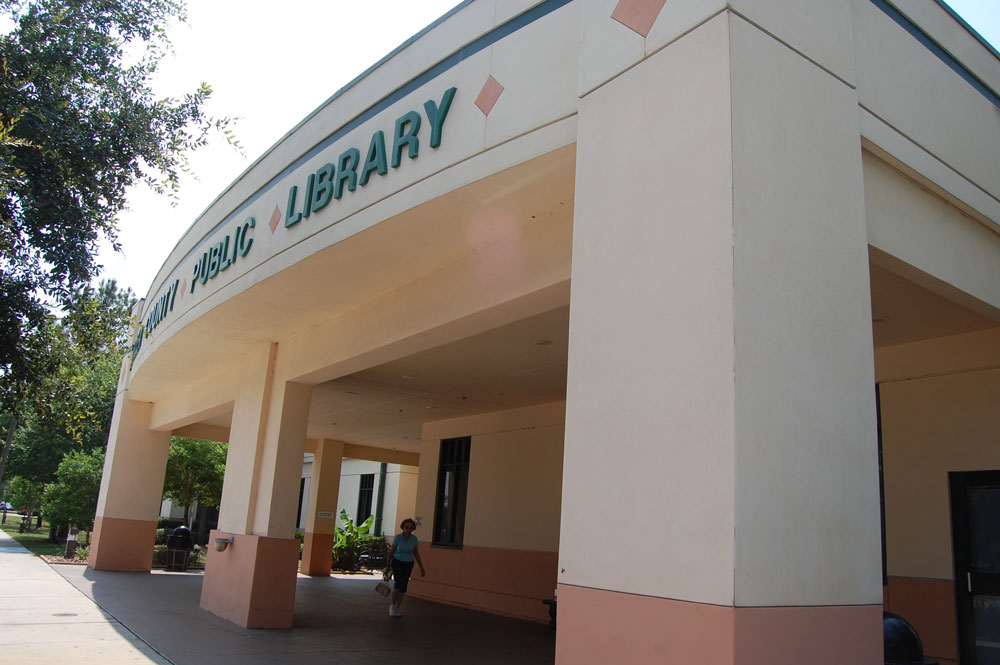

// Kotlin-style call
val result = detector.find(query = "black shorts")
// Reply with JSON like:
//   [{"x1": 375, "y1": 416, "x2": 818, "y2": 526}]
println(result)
[{"x1": 391, "y1": 558, "x2": 415, "y2": 592}]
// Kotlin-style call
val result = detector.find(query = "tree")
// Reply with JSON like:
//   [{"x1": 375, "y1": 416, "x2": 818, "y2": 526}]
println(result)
[
  {"x1": 0, "y1": 0, "x2": 236, "y2": 413},
  {"x1": 1, "y1": 280, "x2": 134, "y2": 488},
  {"x1": 7, "y1": 475, "x2": 43, "y2": 524},
  {"x1": 162, "y1": 438, "x2": 227, "y2": 524},
  {"x1": 43, "y1": 448, "x2": 105, "y2": 533}
]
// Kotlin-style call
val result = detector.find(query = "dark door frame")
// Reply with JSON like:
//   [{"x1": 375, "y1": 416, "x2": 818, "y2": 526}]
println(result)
[{"x1": 949, "y1": 469, "x2": 1000, "y2": 665}]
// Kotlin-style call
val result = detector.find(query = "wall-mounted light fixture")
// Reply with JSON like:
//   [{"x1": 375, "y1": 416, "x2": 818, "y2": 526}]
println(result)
[{"x1": 214, "y1": 536, "x2": 234, "y2": 553}]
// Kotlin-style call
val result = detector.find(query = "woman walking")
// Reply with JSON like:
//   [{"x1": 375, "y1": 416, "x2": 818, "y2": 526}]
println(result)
[{"x1": 384, "y1": 518, "x2": 425, "y2": 617}]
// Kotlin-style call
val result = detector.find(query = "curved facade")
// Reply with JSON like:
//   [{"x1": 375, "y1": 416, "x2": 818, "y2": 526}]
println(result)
[{"x1": 92, "y1": 1, "x2": 1000, "y2": 663}]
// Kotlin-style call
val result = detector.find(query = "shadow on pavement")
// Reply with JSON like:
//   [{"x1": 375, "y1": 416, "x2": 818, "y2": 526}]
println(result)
[{"x1": 55, "y1": 566, "x2": 555, "y2": 665}]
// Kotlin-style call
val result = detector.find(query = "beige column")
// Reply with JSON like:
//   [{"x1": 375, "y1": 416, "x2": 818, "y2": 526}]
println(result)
[
  {"x1": 300, "y1": 439, "x2": 344, "y2": 576},
  {"x1": 558, "y1": 8, "x2": 881, "y2": 665},
  {"x1": 200, "y1": 343, "x2": 313, "y2": 628},
  {"x1": 90, "y1": 371, "x2": 171, "y2": 571}
]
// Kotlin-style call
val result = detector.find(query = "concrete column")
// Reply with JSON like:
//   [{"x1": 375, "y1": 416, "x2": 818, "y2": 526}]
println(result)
[
  {"x1": 301, "y1": 439, "x2": 344, "y2": 576},
  {"x1": 558, "y1": 9, "x2": 882, "y2": 665},
  {"x1": 200, "y1": 343, "x2": 313, "y2": 628},
  {"x1": 90, "y1": 375, "x2": 171, "y2": 571}
]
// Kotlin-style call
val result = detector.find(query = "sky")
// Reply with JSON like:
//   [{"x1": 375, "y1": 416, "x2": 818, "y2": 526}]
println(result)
[{"x1": 93, "y1": 0, "x2": 999, "y2": 301}]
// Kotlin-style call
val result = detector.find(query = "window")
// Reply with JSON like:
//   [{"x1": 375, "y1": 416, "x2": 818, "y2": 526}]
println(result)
[
  {"x1": 357, "y1": 473, "x2": 375, "y2": 525},
  {"x1": 433, "y1": 436, "x2": 471, "y2": 547},
  {"x1": 296, "y1": 478, "x2": 306, "y2": 528}
]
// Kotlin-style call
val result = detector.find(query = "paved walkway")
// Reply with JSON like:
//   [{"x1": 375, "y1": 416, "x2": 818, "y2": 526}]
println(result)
[
  {"x1": 0, "y1": 529, "x2": 170, "y2": 664},
  {"x1": 0, "y1": 530, "x2": 555, "y2": 665}
]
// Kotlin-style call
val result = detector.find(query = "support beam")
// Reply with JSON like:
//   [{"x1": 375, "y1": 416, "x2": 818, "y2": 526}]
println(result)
[
  {"x1": 201, "y1": 344, "x2": 312, "y2": 628},
  {"x1": 559, "y1": 11, "x2": 882, "y2": 664},
  {"x1": 301, "y1": 440, "x2": 345, "y2": 576},
  {"x1": 90, "y1": 382, "x2": 171, "y2": 571}
]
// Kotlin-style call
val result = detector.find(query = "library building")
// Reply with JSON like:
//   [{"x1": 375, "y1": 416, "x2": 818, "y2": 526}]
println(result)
[{"x1": 91, "y1": 1, "x2": 1000, "y2": 663}]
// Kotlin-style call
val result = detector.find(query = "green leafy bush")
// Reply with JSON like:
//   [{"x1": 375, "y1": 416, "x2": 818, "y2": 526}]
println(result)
[
  {"x1": 42, "y1": 449, "x2": 104, "y2": 532},
  {"x1": 332, "y1": 509, "x2": 374, "y2": 571},
  {"x1": 358, "y1": 534, "x2": 388, "y2": 570}
]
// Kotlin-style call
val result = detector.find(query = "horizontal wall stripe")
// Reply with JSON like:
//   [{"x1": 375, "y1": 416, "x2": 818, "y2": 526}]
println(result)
[{"x1": 869, "y1": 0, "x2": 1000, "y2": 110}]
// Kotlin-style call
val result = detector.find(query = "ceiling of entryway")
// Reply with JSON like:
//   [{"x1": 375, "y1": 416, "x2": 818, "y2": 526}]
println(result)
[
  {"x1": 192, "y1": 258, "x2": 998, "y2": 454},
  {"x1": 305, "y1": 305, "x2": 570, "y2": 452},
  {"x1": 868, "y1": 263, "x2": 998, "y2": 347}
]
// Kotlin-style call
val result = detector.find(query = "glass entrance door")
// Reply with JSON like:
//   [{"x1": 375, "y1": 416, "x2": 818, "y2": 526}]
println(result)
[{"x1": 951, "y1": 471, "x2": 1000, "y2": 665}]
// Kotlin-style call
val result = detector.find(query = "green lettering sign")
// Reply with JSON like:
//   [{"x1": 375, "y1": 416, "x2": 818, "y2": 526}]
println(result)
[{"x1": 283, "y1": 87, "x2": 457, "y2": 231}]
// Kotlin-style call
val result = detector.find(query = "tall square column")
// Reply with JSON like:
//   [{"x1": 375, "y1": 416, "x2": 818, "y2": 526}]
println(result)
[
  {"x1": 90, "y1": 378, "x2": 171, "y2": 571},
  {"x1": 200, "y1": 343, "x2": 313, "y2": 628},
  {"x1": 559, "y1": 10, "x2": 882, "y2": 664},
  {"x1": 300, "y1": 439, "x2": 345, "y2": 576}
]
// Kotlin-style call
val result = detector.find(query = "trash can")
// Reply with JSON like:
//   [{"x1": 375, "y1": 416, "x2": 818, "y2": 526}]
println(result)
[
  {"x1": 884, "y1": 612, "x2": 939, "y2": 665},
  {"x1": 165, "y1": 526, "x2": 195, "y2": 572}
]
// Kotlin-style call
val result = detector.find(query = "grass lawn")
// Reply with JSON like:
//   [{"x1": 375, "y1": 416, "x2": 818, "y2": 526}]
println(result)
[{"x1": 0, "y1": 516, "x2": 67, "y2": 557}]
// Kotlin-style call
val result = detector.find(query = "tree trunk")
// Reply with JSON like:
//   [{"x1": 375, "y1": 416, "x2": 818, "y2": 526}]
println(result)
[{"x1": 0, "y1": 411, "x2": 19, "y2": 489}]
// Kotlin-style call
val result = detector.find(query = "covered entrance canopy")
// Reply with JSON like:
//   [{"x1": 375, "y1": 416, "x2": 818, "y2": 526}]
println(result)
[{"x1": 91, "y1": 1, "x2": 1000, "y2": 664}]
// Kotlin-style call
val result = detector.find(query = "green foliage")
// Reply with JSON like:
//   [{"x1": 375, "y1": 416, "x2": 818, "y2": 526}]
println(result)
[
  {"x1": 8, "y1": 475, "x2": 43, "y2": 517},
  {"x1": 162, "y1": 437, "x2": 227, "y2": 524},
  {"x1": 0, "y1": 520, "x2": 62, "y2": 556},
  {"x1": 42, "y1": 448, "x2": 104, "y2": 531},
  {"x1": 157, "y1": 518, "x2": 185, "y2": 530},
  {"x1": 4, "y1": 280, "x2": 134, "y2": 487},
  {"x1": 358, "y1": 534, "x2": 388, "y2": 570},
  {"x1": 152, "y1": 544, "x2": 168, "y2": 567},
  {"x1": 74, "y1": 544, "x2": 90, "y2": 561},
  {"x1": 0, "y1": 0, "x2": 238, "y2": 407},
  {"x1": 151, "y1": 542, "x2": 204, "y2": 569},
  {"x1": 332, "y1": 509, "x2": 374, "y2": 571}
]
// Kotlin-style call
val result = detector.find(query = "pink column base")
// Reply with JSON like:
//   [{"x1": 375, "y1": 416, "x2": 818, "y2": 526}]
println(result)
[
  {"x1": 200, "y1": 530, "x2": 300, "y2": 628},
  {"x1": 301, "y1": 532, "x2": 334, "y2": 576},
  {"x1": 555, "y1": 584, "x2": 883, "y2": 665},
  {"x1": 733, "y1": 603, "x2": 883, "y2": 664},
  {"x1": 88, "y1": 516, "x2": 157, "y2": 571}
]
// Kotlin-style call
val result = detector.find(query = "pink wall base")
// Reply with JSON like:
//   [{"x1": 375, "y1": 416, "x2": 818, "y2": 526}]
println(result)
[
  {"x1": 89, "y1": 516, "x2": 157, "y2": 571},
  {"x1": 200, "y1": 531, "x2": 300, "y2": 628},
  {"x1": 555, "y1": 584, "x2": 883, "y2": 665},
  {"x1": 884, "y1": 576, "x2": 958, "y2": 664},
  {"x1": 406, "y1": 545, "x2": 557, "y2": 623},
  {"x1": 301, "y1": 532, "x2": 334, "y2": 576}
]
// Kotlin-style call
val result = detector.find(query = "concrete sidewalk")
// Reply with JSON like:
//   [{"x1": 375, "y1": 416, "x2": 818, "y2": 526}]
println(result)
[
  {"x1": 0, "y1": 529, "x2": 555, "y2": 665},
  {"x1": 0, "y1": 528, "x2": 170, "y2": 664}
]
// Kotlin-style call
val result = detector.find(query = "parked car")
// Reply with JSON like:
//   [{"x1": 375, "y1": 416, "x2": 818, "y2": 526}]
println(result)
[{"x1": 0, "y1": 502, "x2": 12, "y2": 511}]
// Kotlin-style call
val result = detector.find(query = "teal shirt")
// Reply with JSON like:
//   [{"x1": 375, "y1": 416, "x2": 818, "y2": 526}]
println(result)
[{"x1": 392, "y1": 533, "x2": 418, "y2": 562}]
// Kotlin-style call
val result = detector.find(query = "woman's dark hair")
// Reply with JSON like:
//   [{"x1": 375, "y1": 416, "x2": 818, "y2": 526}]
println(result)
[{"x1": 400, "y1": 518, "x2": 416, "y2": 530}]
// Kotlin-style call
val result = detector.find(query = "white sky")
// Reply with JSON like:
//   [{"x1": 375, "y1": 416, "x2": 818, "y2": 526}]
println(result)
[{"x1": 96, "y1": 0, "x2": 1000, "y2": 300}]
